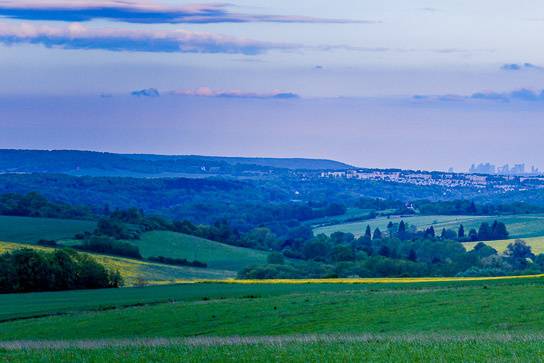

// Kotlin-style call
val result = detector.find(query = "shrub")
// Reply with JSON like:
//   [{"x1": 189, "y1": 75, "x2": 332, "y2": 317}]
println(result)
[{"x1": 0, "y1": 248, "x2": 122, "y2": 293}]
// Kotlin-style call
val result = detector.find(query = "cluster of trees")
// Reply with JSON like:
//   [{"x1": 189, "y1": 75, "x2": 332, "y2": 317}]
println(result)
[
  {"x1": 0, "y1": 248, "x2": 122, "y2": 293},
  {"x1": 237, "y1": 218, "x2": 526, "y2": 280},
  {"x1": 239, "y1": 233, "x2": 544, "y2": 279},
  {"x1": 459, "y1": 221, "x2": 509, "y2": 242}
]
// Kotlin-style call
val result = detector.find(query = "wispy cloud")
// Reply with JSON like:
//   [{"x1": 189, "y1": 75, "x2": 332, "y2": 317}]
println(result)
[
  {"x1": 170, "y1": 87, "x2": 300, "y2": 99},
  {"x1": 414, "y1": 88, "x2": 544, "y2": 103},
  {"x1": 501, "y1": 63, "x2": 543, "y2": 71},
  {"x1": 0, "y1": 22, "x2": 296, "y2": 54},
  {"x1": 0, "y1": 1, "x2": 372, "y2": 24},
  {"x1": 471, "y1": 89, "x2": 544, "y2": 102}
]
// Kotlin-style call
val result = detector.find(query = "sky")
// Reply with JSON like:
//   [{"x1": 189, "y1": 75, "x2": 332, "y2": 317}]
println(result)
[{"x1": 1, "y1": 0, "x2": 544, "y2": 171}]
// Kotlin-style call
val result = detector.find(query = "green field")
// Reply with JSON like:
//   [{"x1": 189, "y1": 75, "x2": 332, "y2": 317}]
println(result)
[
  {"x1": 127, "y1": 231, "x2": 269, "y2": 271},
  {"x1": 1, "y1": 278, "x2": 544, "y2": 361},
  {"x1": 0, "y1": 215, "x2": 96, "y2": 243},
  {"x1": 314, "y1": 213, "x2": 544, "y2": 239},
  {"x1": 1, "y1": 278, "x2": 543, "y2": 340},
  {"x1": 464, "y1": 236, "x2": 544, "y2": 254}
]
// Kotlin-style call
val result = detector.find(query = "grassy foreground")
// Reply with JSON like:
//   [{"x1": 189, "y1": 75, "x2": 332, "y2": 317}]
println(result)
[
  {"x1": 3, "y1": 335, "x2": 544, "y2": 362},
  {"x1": 2, "y1": 278, "x2": 544, "y2": 361},
  {"x1": 1, "y1": 278, "x2": 544, "y2": 340}
]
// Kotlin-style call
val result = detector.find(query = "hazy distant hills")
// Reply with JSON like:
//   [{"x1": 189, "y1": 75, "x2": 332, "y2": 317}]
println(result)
[{"x1": 0, "y1": 149, "x2": 353, "y2": 177}]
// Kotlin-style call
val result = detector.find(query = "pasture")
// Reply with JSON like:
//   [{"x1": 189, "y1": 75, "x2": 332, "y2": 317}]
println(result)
[
  {"x1": 127, "y1": 231, "x2": 269, "y2": 271},
  {"x1": 0, "y1": 215, "x2": 96, "y2": 243},
  {"x1": 314, "y1": 213, "x2": 544, "y2": 239}
]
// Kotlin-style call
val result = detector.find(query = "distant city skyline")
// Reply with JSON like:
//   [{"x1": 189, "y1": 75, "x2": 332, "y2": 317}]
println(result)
[{"x1": 468, "y1": 162, "x2": 541, "y2": 176}]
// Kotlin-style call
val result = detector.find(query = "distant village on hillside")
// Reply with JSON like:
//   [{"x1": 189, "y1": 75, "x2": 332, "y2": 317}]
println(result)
[{"x1": 320, "y1": 166, "x2": 544, "y2": 192}]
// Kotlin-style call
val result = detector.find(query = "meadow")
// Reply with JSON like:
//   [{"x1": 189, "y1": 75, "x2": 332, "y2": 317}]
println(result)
[
  {"x1": 127, "y1": 231, "x2": 269, "y2": 271},
  {"x1": 314, "y1": 213, "x2": 544, "y2": 239},
  {"x1": 0, "y1": 215, "x2": 96, "y2": 243}
]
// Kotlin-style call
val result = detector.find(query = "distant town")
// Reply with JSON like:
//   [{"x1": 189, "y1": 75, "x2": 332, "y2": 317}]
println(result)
[{"x1": 320, "y1": 167, "x2": 544, "y2": 192}]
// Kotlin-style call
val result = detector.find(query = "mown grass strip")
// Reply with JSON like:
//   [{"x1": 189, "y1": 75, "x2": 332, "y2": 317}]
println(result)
[{"x1": 5, "y1": 333, "x2": 544, "y2": 350}]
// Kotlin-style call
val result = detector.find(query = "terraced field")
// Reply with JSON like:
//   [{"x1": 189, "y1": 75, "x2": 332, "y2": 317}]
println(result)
[
  {"x1": 126, "y1": 231, "x2": 269, "y2": 271},
  {"x1": 314, "y1": 213, "x2": 544, "y2": 239}
]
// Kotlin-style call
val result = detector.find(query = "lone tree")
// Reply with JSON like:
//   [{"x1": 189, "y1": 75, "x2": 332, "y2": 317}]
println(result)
[
  {"x1": 458, "y1": 224, "x2": 465, "y2": 239},
  {"x1": 364, "y1": 225, "x2": 372, "y2": 241}
]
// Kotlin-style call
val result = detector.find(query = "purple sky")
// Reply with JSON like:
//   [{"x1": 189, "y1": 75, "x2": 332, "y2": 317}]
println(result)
[{"x1": 1, "y1": 1, "x2": 544, "y2": 171}]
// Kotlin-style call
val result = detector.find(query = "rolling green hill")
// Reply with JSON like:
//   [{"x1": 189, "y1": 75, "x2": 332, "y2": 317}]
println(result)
[
  {"x1": 314, "y1": 214, "x2": 544, "y2": 239},
  {"x1": 127, "y1": 231, "x2": 269, "y2": 271},
  {"x1": 0, "y1": 215, "x2": 96, "y2": 244}
]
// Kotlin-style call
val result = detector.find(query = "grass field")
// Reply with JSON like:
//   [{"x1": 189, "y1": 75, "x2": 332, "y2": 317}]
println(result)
[
  {"x1": 1, "y1": 278, "x2": 544, "y2": 361},
  {"x1": 464, "y1": 236, "x2": 544, "y2": 254},
  {"x1": 0, "y1": 278, "x2": 543, "y2": 340},
  {"x1": 126, "y1": 231, "x2": 269, "y2": 271},
  {"x1": 0, "y1": 215, "x2": 96, "y2": 243},
  {"x1": 314, "y1": 213, "x2": 544, "y2": 239},
  {"x1": 0, "y1": 241, "x2": 234, "y2": 286}
]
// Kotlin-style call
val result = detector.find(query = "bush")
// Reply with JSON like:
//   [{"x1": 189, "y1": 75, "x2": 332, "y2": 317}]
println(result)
[{"x1": 0, "y1": 248, "x2": 122, "y2": 293}]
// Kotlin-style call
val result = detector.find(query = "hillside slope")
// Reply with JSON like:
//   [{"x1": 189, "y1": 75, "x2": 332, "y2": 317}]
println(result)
[
  {"x1": 127, "y1": 231, "x2": 269, "y2": 271},
  {"x1": 0, "y1": 215, "x2": 96, "y2": 243}
]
